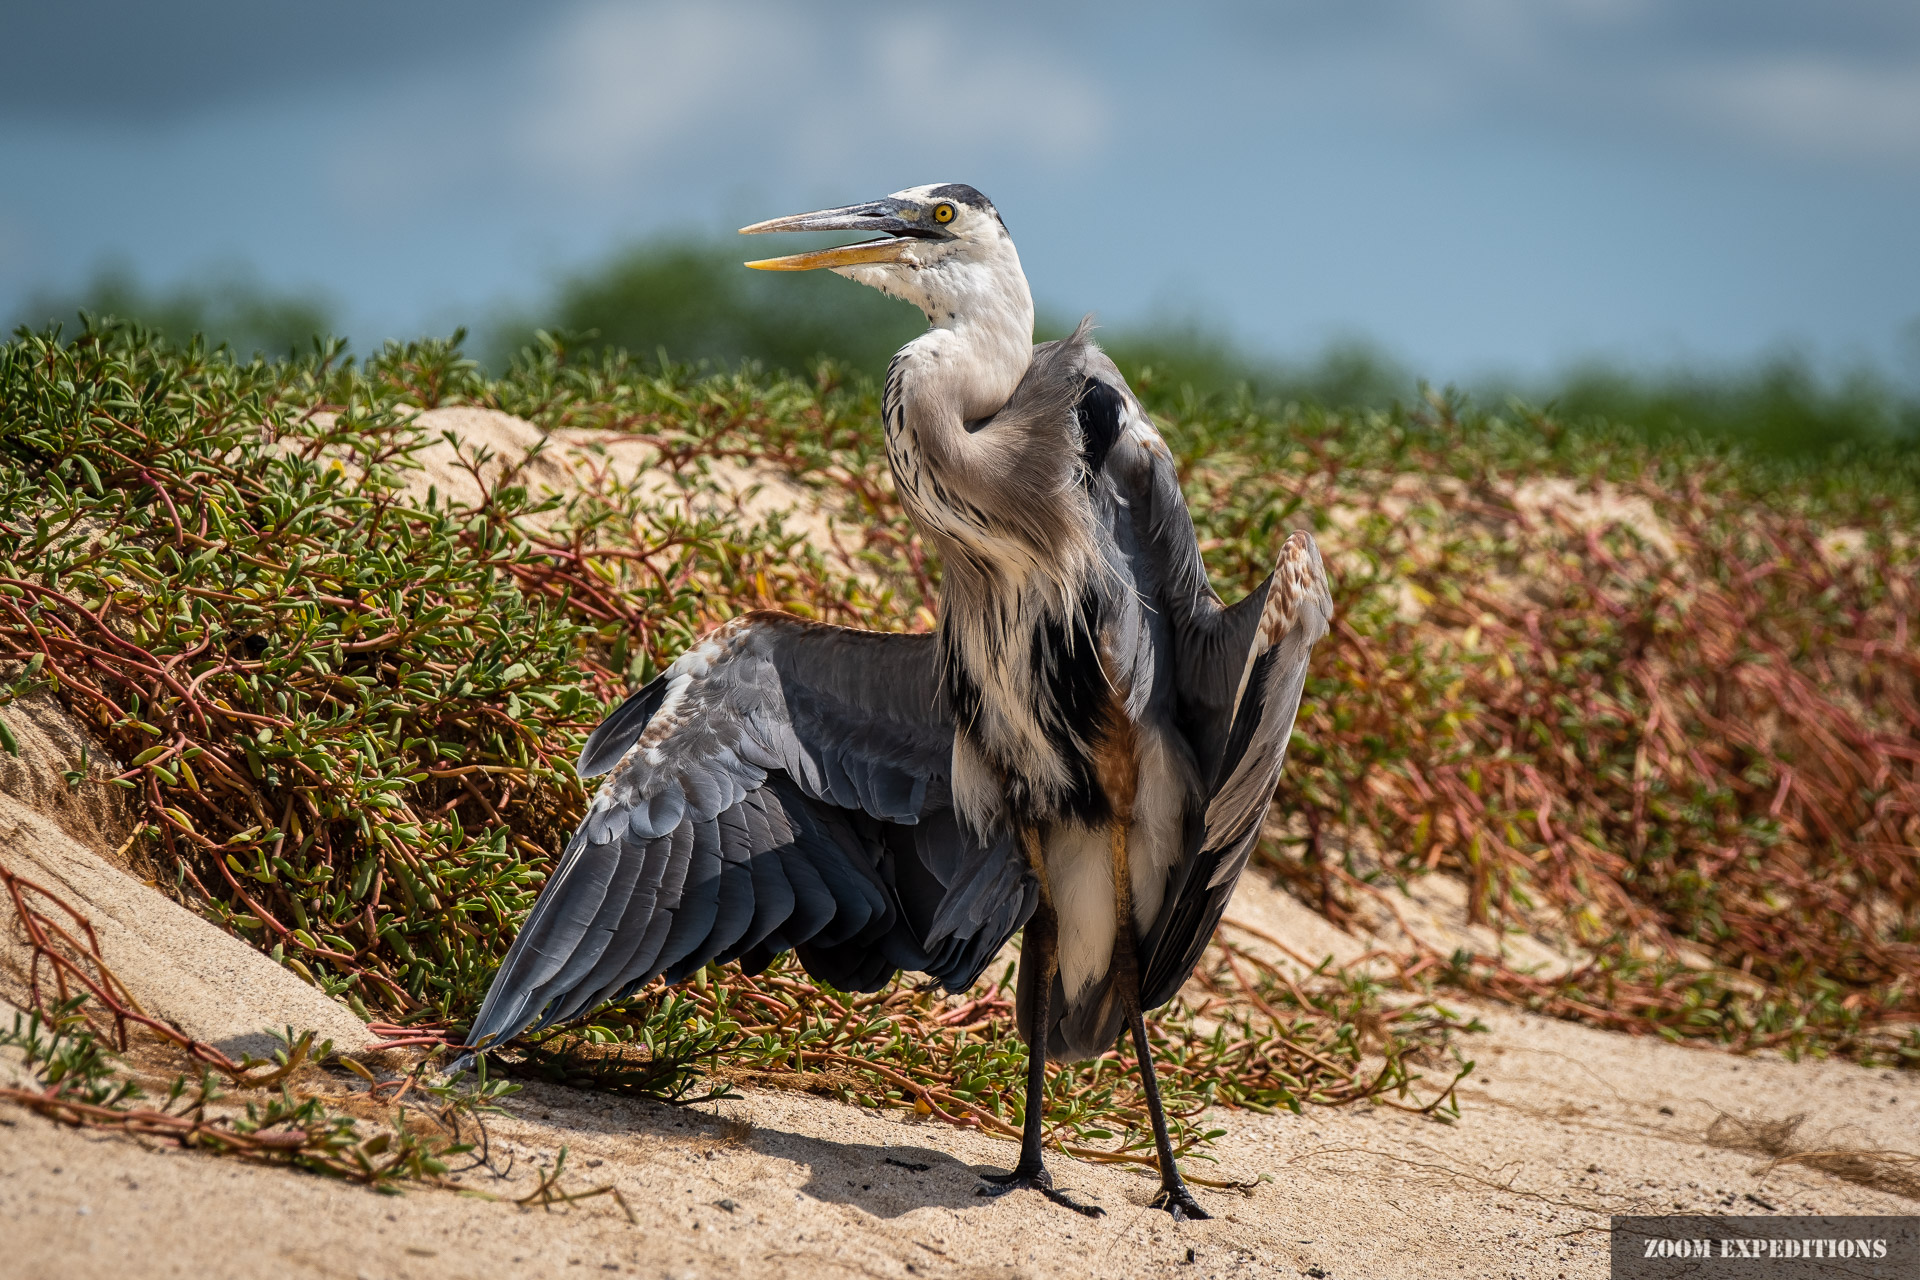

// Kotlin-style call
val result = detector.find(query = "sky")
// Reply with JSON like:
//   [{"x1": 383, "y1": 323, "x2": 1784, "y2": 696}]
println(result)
[{"x1": 2, "y1": 0, "x2": 1917, "y2": 381}]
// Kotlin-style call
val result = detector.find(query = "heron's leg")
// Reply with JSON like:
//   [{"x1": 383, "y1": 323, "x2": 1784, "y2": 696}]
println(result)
[
  {"x1": 1108, "y1": 821, "x2": 1211, "y2": 1222},
  {"x1": 977, "y1": 826, "x2": 1104, "y2": 1219},
  {"x1": 980, "y1": 885, "x2": 1058, "y2": 1183}
]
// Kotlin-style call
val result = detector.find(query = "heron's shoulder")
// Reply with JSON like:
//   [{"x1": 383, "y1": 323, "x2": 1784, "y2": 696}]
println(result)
[
  {"x1": 1083, "y1": 369, "x2": 1173, "y2": 474},
  {"x1": 1020, "y1": 325, "x2": 1176, "y2": 486},
  {"x1": 1024, "y1": 329, "x2": 1153, "y2": 427},
  {"x1": 1026, "y1": 317, "x2": 1104, "y2": 378}
]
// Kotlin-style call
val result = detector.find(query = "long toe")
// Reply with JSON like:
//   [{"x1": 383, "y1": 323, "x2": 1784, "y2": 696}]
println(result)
[
  {"x1": 1041, "y1": 1184, "x2": 1106, "y2": 1218},
  {"x1": 976, "y1": 1166, "x2": 1105, "y2": 1218},
  {"x1": 1150, "y1": 1183, "x2": 1211, "y2": 1221}
]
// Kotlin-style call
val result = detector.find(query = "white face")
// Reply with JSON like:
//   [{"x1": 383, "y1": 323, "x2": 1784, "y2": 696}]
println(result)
[
  {"x1": 880, "y1": 184, "x2": 1003, "y2": 253},
  {"x1": 741, "y1": 183, "x2": 1031, "y2": 331},
  {"x1": 832, "y1": 186, "x2": 1027, "y2": 328}
]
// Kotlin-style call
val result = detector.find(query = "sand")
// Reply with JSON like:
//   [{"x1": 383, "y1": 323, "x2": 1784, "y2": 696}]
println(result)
[
  {"x1": 0, "y1": 689, "x2": 371, "y2": 1062},
  {"x1": 5, "y1": 408, "x2": 1917, "y2": 1279},
  {"x1": 5, "y1": 936, "x2": 1916, "y2": 1280}
]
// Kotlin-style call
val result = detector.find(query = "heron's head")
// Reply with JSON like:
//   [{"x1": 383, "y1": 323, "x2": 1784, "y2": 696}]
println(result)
[{"x1": 741, "y1": 183, "x2": 1031, "y2": 334}]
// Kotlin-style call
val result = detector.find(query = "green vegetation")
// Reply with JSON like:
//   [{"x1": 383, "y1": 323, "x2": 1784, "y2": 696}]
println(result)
[
  {"x1": 20, "y1": 243, "x2": 1918, "y2": 460},
  {"x1": 0, "y1": 319, "x2": 1471, "y2": 1179},
  {"x1": 1, "y1": 859, "x2": 519, "y2": 1193},
  {"x1": 1518, "y1": 352, "x2": 1920, "y2": 458},
  {"x1": 0, "y1": 1005, "x2": 494, "y2": 1191},
  {"x1": 1, "y1": 295, "x2": 1912, "y2": 1182},
  {"x1": 1185, "y1": 392, "x2": 1919, "y2": 1065}
]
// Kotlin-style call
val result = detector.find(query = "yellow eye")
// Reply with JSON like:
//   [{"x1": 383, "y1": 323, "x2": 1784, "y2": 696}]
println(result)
[{"x1": 933, "y1": 202, "x2": 955, "y2": 224}]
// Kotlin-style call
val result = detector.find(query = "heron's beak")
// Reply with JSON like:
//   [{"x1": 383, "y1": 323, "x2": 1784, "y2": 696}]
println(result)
[{"x1": 739, "y1": 198, "x2": 925, "y2": 271}]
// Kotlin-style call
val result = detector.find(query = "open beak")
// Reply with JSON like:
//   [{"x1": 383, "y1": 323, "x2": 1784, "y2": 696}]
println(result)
[{"x1": 739, "y1": 198, "x2": 926, "y2": 271}]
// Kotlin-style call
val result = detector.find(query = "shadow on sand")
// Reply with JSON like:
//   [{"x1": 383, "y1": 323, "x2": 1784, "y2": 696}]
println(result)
[{"x1": 498, "y1": 1076, "x2": 1117, "y2": 1220}]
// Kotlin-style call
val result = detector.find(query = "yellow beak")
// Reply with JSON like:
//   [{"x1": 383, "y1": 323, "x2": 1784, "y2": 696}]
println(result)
[
  {"x1": 744, "y1": 239, "x2": 916, "y2": 272},
  {"x1": 739, "y1": 198, "x2": 924, "y2": 271}
]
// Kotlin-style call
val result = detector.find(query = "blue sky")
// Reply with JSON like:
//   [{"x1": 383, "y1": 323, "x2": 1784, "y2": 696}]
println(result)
[{"x1": 2, "y1": 0, "x2": 1916, "y2": 381}]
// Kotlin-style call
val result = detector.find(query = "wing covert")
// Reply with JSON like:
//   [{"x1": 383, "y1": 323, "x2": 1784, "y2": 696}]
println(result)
[{"x1": 466, "y1": 611, "x2": 1033, "y2": 1053}]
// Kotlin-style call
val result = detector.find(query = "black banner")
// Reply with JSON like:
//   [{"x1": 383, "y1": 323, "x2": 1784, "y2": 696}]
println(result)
[{"x1": 1612, "y1": 1217, "x2": 1920, "y2": 1279}]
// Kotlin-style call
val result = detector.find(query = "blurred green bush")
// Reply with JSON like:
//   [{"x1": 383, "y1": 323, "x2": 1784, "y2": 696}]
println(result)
[
  {"x1": 14, "y1": 242, "x2": 1917, "y2": 461},
  {"x1": 15, "y1": 263, "x2": 333, "y2": 360},
  {"x1": 487, "y1": 237, "x2": 923, "y2": 376}
]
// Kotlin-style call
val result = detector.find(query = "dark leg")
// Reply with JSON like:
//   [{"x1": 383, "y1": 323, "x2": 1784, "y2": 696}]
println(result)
[
  {"x1": 1109, "y1": 824, "x2": 1210, "y2": 1221},
  {"x1": 977, "y1": 829, "x2": 1103, "y2": 1218},
  {"x1": 1124, "y1": 1003, "x2": 1209, "y2": 1220}
]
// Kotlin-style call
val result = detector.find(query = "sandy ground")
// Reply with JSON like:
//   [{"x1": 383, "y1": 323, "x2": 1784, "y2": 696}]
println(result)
[
  {"x1": 5, "y1": 408, "x2": 1918, "y2": 1279},
  {"x1": 5, "y1": 965, "x2": 1917, "y2": 1280},
  {"x1": 0, "y1": 694, "x2": 370, "y2": 1062}
]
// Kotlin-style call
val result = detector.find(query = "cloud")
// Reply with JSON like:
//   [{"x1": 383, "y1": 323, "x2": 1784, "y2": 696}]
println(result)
[
  {"x1": 862, "y1": 12, "x2": 1108, "y2": 160},
  {"x1": 1213, "y1": 1, "x2": 1920, "y2": 172},
  {"x1": 1671, "y1": 55, "x2": 1920, "y2": 166},
  {"x1": 510, "y1": 1, "x2": 784, "y2": 187},
  {"x1": 321, "y1": 0, "x2": 1919, "y2": 228},
  {"x1": 506, "y1": 0, "x2": 1112, "y2": 194}
]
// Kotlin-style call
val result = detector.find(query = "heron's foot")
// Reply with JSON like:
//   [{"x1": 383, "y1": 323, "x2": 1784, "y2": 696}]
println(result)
[
  {"x1": 977, "y1": 1165, "x2": 1105, "y2": 1218},
  {"x1": 1150, "y1": 1180, "x2": 1211, "y2": 1222}
]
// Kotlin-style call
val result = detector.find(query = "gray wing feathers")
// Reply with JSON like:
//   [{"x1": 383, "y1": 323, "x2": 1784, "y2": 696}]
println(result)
[
  {"x1": 466, "y1": 611, "x2": 1031, "y2": 1053},
  {"x1": 1013, "y1": 354, "x2": 1334, "y2": 1045},
  {"x1": 1139, "y1": 531, "x2": 1333, "y2": 1010},
  {"x1": 577, "y1": 679, "x2": 669, "y2": 779},
  {"x1": 1077, "y1": 355, "x2": 1278, "y2": 787},
  {"x1": 1204, "y1": 576, "x2": 1328, "y2": 867}
]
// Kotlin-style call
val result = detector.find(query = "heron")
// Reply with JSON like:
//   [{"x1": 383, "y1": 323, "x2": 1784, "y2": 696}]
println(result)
[{"x1": 462, "y1": 183, "x2": 1332, "y2": 1220}]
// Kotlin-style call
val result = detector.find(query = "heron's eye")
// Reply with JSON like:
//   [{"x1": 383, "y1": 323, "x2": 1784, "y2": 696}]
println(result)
[{"x1": 932, "y1": 203, "x2": 956, "y2": 224}]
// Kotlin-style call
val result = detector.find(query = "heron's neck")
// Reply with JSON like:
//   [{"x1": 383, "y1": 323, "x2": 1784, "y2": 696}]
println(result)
[
  {"x1": 908, "y1": 249, "x2": 1036, "y2": 418},
  {"x1": 881, "y1": 245, "x2": 1099, "y2": 620}
]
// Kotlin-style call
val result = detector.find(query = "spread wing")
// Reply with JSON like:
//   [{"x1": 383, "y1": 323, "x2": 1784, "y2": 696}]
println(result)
[
  {"x1": 1072, "y1": 351, "x2": 1334, "y2": 1011},
  {"x1": 465, "y1": 611, "x2": 1035, "y2": 1052},
  {"x1": 1139, "y1": 531, "x2": 1331, "y2": 1007},
  {"x1": 1067, "y1": 346, "x2": 1288, "y2": 787}
]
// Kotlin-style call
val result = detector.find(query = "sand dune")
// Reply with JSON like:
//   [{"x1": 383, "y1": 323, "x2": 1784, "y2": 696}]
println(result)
[{"x1": 5, "y1": 408, "x2": 1915, "y2": 1278}]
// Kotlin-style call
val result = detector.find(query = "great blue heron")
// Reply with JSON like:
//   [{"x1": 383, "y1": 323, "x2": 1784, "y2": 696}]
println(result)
[{"x1": 462, "y1": 183, "x2": 1332, "y2": 1220}]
